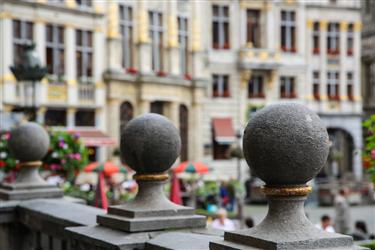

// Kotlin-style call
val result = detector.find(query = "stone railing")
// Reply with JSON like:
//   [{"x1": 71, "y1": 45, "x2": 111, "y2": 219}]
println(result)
[{"x1": 0, "y1": 104, "x2": 369, "y2": 249}]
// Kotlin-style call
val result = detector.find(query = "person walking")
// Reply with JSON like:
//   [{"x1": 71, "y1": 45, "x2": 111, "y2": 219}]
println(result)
[{"x1": 334, "y1": 188, "x2": 351, "y2": 234}]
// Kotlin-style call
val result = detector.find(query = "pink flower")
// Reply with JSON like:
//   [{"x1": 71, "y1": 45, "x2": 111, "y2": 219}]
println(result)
[
  {"x1": 59, "y1": 141, "x2": 65, "y2": 148},
  {"x1": 61, "y1": 159, "x2": 66, "y2": 164},
  {"x1": 2, "y1": 132, "x2": 10, "y2": 140},
  {"x1": 50, "y1": 164, "x2": 61, "y2": 170},
  {"x1": 371, "y1": 149, "x2": 375, "y2": 159},
  {"x1": 74, "y1": 154, "x2": 81, "y2": 160}
]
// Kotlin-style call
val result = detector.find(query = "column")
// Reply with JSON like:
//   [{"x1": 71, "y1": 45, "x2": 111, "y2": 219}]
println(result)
[
  {"x1": 1, "y1": 13, "x2": 16, "y2": 106},
  {"x1": 108, "y1": 99, "x2": 120, "y2": 145},
  {"x1": 34, "y1": 20, "x2": 46, "y2": 65},
  {"x1": 136, "y1": 0, "x2": 152, "y2": 74},
  {"x1": 94, "y1": 29, "x2": 106, "y2": 106},
  {"x1": 67, "y1": 107, "x2": 76, "y2": 129},
  {"x1": 167, "y1": 0, "x2": 180, "y2": 76},
  {"x1": 339, "y1": 21, "x2": 348, "y2": 108},
  {"x1": 240, "y1": 70, "x2": 251, "y2": 126},
  {"x1": 305, "y1": 20, "x2": 314, "y2": 105},
  {"x1": 353, "y1": 21, "x2": 362, "y2": 112},
  {"x1": 65, "y1": 25, "x2": 78, "y2": 105},
  {"x1": 138, "y1": 99, "x2": 150, "y2": 115},
  {"x1": 36, "y1": 107, "x2": 46, "y2": 124},
  {"x1": 319, "y1": 20, "x2": 328, "y2": 111},
  {"x1": 107, "y1": 1, "x2": 122, "y2": 73},
  {"x1": 267, "y1": 70, "x2": 278, "y2": 102},
  {"x1": 166, "y1": 102, "x2": 179, "y2": 129},
  {"x1": 264, "y1": 2, "x2": 274, "y2": 50},
  {"x1": 190, "y1": 91, "x2": 203, "y2": 161},
  {"x1": 95, "y1": 108, "x2": 105, "y2": 131},
  {"x1": 191, "y1": 0, "x2": 204, "y2": 78}
]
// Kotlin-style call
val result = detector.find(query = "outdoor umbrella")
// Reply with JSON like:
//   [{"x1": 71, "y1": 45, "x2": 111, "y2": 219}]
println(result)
[
  {"x1": 84, "y1": 161, "x2": 127, "y2": 176},
  {"x1": 94, "y1": 171, "x2": 108, "y2": 210},
  {"x1": 173, "y1": 161, "x2": 209, "y2": 174},
  {"x1": 170, "y1": 173, "x2": 182, "y2": 205}
]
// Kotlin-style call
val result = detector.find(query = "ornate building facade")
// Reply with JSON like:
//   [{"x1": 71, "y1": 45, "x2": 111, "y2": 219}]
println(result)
[{"x1": 0, "y1": 0, "x2": 363, "y2": 181}]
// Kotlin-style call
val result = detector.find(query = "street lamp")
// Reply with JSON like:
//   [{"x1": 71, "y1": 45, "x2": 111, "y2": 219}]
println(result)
[{"x1": 10, "y1": 43, "x2": 47, "y2": 121}]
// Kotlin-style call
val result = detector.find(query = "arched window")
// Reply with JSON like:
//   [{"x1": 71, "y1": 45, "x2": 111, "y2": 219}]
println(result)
[
  {"x1": 120, "y1": 102, "x2": 133, "y2": 135},
  {"x1": 179, "y1": 105, "x2": 188, "y2": 161}
]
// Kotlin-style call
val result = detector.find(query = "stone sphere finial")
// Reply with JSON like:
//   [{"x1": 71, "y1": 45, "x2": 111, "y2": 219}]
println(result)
[
  {"x1": 243, "y1": 103, "x2": 329, "y2": 185},
  {"x1": 8, "y1": 122, "x2": 50, "y2": 162},
  {"x1": 120, "y1": 113, "x2": 181, "y2": 174}
]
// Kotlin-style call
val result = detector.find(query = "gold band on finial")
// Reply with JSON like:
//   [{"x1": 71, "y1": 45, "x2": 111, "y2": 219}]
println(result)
[
  {"x1": 133, "y1": 173, "x2": 169, "y2": 181},
  {"x1": 19, "y1": 161, "x2": 42, "y2": 168},
  {"x1": 262, "y1": 185, "x2": 312, "y2": 196}
]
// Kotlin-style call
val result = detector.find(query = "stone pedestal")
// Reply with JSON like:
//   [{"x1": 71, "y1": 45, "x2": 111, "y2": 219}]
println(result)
[
  {"x1": 0, "y1": 162, "x2": 63, "y2": 201},
  {"x1": 98, "y1": 178, "x2": 205, "y2": 232},
  {"x1": 0, "y1": 123, "x2": 63, "y2": 201},
  {"x1": 209, "y1": 104, "x2": 366, "y2": 250}
]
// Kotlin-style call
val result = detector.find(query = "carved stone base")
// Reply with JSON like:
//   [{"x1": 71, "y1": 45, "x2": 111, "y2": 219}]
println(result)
[
  {"x1": 0, "y1": 182, "x2": 63, "y2": 201},
  {"x1": 0, "y1": 167, "x2": 63, "y2": 200},
  {"x1": 97, "y1": 180, "x2": 206, "y2": 232},
  {"x1": 210, "y1": 196, "x2": 361, "y2": 250}
]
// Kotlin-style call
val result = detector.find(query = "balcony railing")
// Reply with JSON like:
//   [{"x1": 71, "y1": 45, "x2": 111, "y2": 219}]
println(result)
[
  {"x1": 78, "y1": 83, "x2": 95, "y2": 103},
  {"x1": 238, "y1": 47, "x2": 281, "y2": 70}
]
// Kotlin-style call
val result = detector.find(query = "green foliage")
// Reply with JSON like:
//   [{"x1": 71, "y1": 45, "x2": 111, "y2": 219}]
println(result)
[
  {"x1": 361, "y1": 242, "x2": 375, "y2": 250},
  {"x1": 0, "y1": 128, "x2": 88, "y2": 182},
  {"x1": 42, "y1": 130, "x2": 89, "y2": 181},
  {"x1": 0, "y1": 132, "x2": 17, "y2": 171},
  {"x1": 363, "y1": 115, "x2": 375, "y2": 183}
]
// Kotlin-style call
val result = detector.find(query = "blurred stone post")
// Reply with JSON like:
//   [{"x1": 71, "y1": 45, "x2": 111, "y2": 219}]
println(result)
[{"x1": 0, "y1": 122, "x2": 63, "y2": 200}]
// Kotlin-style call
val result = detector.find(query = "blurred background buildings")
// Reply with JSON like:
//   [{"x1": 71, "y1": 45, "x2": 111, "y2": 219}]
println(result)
[{"x1": 0, "y1": 0, "x2": 367, "y2": 183}]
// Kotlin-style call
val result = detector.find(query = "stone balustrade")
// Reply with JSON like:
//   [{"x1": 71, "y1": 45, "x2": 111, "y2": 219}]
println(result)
[{"x1": 0, "y1": 104, "x2": 369, "y2": 250}]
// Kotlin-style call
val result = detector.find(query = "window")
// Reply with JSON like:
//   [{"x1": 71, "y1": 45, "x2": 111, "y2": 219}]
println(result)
[
  {"x1": 312, "y1": 22, "x2": 320, "y2": 54},
  {"x1": 313, "y1": 71, "x2": 320, "y2": 100},
  {"x1": 149, "y1": 11, "x2": 164, "y2": 73},
  {"x1": 246, "y1": 9, "x2": 261, "y2": 48},
  {"x1": 76, "y1": 0, "x2": 91, "y2": 7},
  {"x1": 75, "y1": 110, "x2": 95, "y2": 126},
  {"x1": 327, "y1": 71, "x2": 340, "y2": 100},
  {"x1": 280, "y1": 11, "x2": 296, "y2": 53},
  {"x1": 347, "y1": 72, "x2": 354, "y2": 101},
  {"x1": 212, "y1": 5, "x2": 230, "y2": 49},
  {"x1": 45, "y1": 109, "x2": 67, "y2": 126},
  {"x1": 119, "y1": 5, "x2": 133, "y2": 69},
  {"x1": 248, "y1": 75, "x2": 264, "y2": 98},
  {"x1": 150, "y1": 101, "x2": 164, "y2": 115},
  {"x1": 212, "y1": 75, "x2": 230, "y2": 97},
  {"x1": 280, "y1": 77, "x2": 296, "y2": 98},
  {"x1": 46, "y1": 25, "x2": 64, "y2": 79},
  {"x1": 76, "y1": 30, "x2": 93, "y2": 83},
  {"x1": 178, "y1": 16, "x2": 189, "y2": 76},
  {"x1": 13, "y1": 20, "x2": 33, "y2": 64},
  {"x1": 347, "y1": 23, "x2": 354, "y2": 56},
  {"x1": 327, "y1": 23, "x2": 340, "y2": 55}
]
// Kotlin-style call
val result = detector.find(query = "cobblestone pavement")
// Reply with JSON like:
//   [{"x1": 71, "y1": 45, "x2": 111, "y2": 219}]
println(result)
[{"x1": 244, "y1": 204, "x2": 375, "y2": 235}]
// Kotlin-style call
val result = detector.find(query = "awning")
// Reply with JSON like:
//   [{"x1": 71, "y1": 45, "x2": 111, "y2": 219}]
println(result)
[
  {"x1": 212, "y1": 118, "x2": 235, "y2": 145},
  {"x1": 68, "y1": 129, "x2": 116, "y2": 147}
]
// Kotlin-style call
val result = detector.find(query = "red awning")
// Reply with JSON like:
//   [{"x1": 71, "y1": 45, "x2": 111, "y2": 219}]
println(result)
[
  {"x1": 212, "y1": 118, "x2": 235, "y2": 145},
  {"x1": 68, "y1": 129, "x2": 116, "y2": 147}
]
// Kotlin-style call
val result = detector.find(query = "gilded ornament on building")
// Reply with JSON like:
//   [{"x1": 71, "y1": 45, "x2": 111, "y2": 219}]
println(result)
[
  {"x1": 107, "y1": 2, "x2": 120, "y2": 39},
  {"x1": 168, "y1": 15, "x2": 178, "y2": 48},
  {"x1": 138, "y1": 9, "x2": 150, "y2": 44},
  {"x1": 339, "y1": 21, "x2": 348, "y2": 31},
  {"x1": 48, "y1": 84, "x2": 67, "y2": 102},
  {"x1": 192, "y1": 19, "x2": 201, "y2": 52},
  {"x1": 319, "y1": 20, "x2": 328, "y2": 30},
  {"x1": 354, "y1": 22, "x2": 362, "y2": 32}
]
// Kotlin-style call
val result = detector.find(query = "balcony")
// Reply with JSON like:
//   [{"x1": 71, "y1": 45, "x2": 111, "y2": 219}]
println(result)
[{"x1": 238, "y1": 48, "x2": 281, "y2": 70}]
